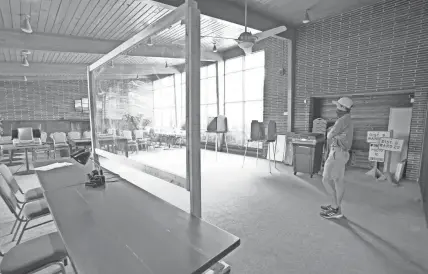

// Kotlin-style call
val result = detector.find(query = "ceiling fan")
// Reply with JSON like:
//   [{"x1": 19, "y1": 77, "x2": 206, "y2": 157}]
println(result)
[{"x1": 173, "y1": 0, "x2": 287, "y2": 55}]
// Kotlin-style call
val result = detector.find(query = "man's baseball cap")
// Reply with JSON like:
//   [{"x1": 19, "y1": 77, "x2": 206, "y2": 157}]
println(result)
[{"x1": 333, "y1": 97, "x2": 353, "y2": 111}]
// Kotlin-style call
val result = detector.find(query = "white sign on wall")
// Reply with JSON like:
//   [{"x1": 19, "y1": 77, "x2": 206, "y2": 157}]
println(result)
[
  {"x1": 368, "y1": 143, "x2": 385, "y2": 162},
  {"x1": 367, "y1": 131, "x2": 391, "y2": 143},
  {"x1": 379, "y1": 138, "x2": 404, "y2": 152}
]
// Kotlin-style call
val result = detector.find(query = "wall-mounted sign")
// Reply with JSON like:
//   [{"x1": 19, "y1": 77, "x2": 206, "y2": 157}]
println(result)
[
  {"x1": 367, "y1": 131, "x2": 391, "y2": 143},
  {"x1": 368, "y1": 143, "x2": 385, "y2": 162},
  {"x1": 379, "y1": 138, "x2": 404, "y2": 152}
]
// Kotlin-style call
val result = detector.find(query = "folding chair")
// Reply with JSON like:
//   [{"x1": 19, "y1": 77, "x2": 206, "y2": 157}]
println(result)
[
  {"x1": 0, "y1": 176, "x2": 52, "y2": 244},
  {"x1": 0, "y1": 232, "x2": 68, "y2": 274}
]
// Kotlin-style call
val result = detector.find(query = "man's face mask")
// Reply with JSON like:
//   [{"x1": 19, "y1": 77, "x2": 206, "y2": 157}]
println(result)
[{"x1": 336, "y1": 109, "x2": 348, "y2": 118}]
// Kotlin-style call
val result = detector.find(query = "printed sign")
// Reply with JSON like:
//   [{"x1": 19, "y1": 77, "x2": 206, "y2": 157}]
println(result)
[
  {"x1": 368, "y1": 143, "x2": 385, "y2": 162},
  {"x1": 379, "y1": 138, "x2": 404, "y2": 152},
  {"x1": 367, "y1": 131, "x2": 391, "y2": 143}
]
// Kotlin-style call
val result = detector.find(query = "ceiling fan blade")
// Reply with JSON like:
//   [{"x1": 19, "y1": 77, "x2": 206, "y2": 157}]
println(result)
[{"x1": 254, "y1": 26, "x2": 287, "y2": 41}]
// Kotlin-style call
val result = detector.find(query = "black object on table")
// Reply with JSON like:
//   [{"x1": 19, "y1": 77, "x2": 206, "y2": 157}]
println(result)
[
  {"x1": 291, "y1": 133, "x2": 325, "y2": 178},
  {"x1": 34, "y1": 159, "x2": 240, "y2": 274}
]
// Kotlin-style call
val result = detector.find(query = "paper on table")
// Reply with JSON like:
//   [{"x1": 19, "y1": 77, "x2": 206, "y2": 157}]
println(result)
[{"x1": 34, "y1": 162, "x2": 74, "y2": 171}]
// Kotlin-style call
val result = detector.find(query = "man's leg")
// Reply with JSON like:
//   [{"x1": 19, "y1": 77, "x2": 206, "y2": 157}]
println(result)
[
  {"x1": 322, "y1": 176, "x2": 338, "y2": 208},
  {"x1": 321, "y1": 152, "x2": 338, "y2": 209},
  {"x1": 321, "y1": 151, "x2": 348, "y2": 219}
]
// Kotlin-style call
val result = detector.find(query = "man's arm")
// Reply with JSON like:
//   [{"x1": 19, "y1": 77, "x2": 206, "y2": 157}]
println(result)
[{"x1": 327, "y1": 118, "x2": 344, "y2": 140}]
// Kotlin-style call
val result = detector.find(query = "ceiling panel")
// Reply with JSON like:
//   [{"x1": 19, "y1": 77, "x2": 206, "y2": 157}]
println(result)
[
  {"x1": 0, "y1": 0, "x2": 262, "y2": 72},
  {"x1": 226, "y1": 0, "x2": 385, "y2": 26}
]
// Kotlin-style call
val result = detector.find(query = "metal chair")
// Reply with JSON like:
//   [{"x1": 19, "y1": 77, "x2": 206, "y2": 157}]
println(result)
[
  {"x1": 134, "y1": 130, "x2": 150, "y2": 151},
  {"x1": 122, "y1": 130, "x2": 138, "y2": 154},
  {"x1": 0, "y1": 163, "x2": 46, "y2": 236},
  {"x1": 32, "y1": 132, "x2": 50, "y2": 160},
  {"x1": 50, "y1": 132, "x2": 69, "y2": 159},
  {"x1": 0, "y1": 232, "x2": 68, "y2": 274},
  {"x1": 0, "y1": 175, "x2": 52, "y2": 244}
]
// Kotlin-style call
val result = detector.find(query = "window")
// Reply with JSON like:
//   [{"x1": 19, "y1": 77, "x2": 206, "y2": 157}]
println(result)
[{"x1": 224, "y1": 51, "x2": 265, "y2": 145}]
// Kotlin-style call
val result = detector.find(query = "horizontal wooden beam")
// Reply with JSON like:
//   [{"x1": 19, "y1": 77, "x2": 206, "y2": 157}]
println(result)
[
  {"x1": 152, "y1": 0, "x2": 293, "y2": 40},
  {"x1": 90, "y1": 3, "x2": 187, "y2": 71},
  {"x1": 0, "y1": 29, "x2": 222, "y2": 61},
  {"x1": 0, "y1": 62, "x2": 178, "y2": 76}
]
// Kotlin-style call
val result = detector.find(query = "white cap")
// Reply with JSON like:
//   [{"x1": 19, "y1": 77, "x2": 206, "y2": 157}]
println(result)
[{"x1": 333, "y1": 97, "x2": 353, "y2": 111}]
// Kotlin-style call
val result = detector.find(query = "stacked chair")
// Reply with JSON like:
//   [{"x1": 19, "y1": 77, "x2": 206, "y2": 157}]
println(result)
[
  {"x1": 0, "y1": 166, "x2": 68, "y2": 273},
  {"x1": 0, "y1": 164, "x2": 51, "y2": 244}
]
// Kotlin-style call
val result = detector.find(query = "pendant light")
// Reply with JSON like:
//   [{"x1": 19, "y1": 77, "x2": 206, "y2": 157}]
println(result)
[
  {"x1": 303, "y1": 9, "x2": 311, "y2": 24},
  {"x1": 21, "y1": 15, "x2": 33, "y2": 33}
]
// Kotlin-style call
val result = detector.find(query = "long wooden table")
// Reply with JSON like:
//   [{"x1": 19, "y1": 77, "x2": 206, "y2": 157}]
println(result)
[
  {"x1": 34, "y1": 159, "x2": 240, "y2": 274},
  {"x1": 68, "y1": 137, "x2": 129, "y2": 157}
]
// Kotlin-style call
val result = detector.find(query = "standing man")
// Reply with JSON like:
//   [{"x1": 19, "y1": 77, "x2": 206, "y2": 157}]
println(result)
[{"x1": 320, "y1": 97, "x2": 354, "y2": 219}]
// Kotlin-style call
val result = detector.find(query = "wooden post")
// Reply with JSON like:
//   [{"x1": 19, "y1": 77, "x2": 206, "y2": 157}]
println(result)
[
  {"x1": 87, "y1": 68, "x2": 99, "y2": 165},
  {"x1": 185, "y1": 0, "x2": 202, "y2": 218},
  {"x1": 287, "y1": 32, "x2": 296, "y2": 132}
]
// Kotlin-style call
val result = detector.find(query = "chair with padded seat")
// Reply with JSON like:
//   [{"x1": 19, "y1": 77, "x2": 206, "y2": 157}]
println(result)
[
  {"x1": 0, "y1": 164, "x2": 45, "y2": 236},
  {"x1": 0, "y1": 175, "x2": 52, "y2": 245},
  {"x1": 32, "y1": 132, "x2": 50, "y2": 161},
  {"x1": 0, "y1": 232, "x2": 68, "y2": 274},
  {"x1": 50, "y1": 133, "x2": 69, "y2": 159}
]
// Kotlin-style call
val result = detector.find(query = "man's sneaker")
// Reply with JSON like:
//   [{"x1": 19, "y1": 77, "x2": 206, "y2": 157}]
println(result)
[
  {"x1": 320, "y1": 207, "x2": 343, "y2": 219},
  {"x1": 320, "y1": 205, "x2": 334, "y2": 211}
]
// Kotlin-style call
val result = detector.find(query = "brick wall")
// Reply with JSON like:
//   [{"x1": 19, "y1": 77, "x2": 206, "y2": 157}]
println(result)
[
  {"x1": 407, "y1": 89, "x2": 428, "y2": 180},
  {"x1": 0, "y1": 80, "x2": 89, "y2": 121},
  {"x1": 260, "y1": 38, "x2": 289, "y2": 134},
  {"x1": 295, "y1": 0, "x2": 428, "y2": 180}
]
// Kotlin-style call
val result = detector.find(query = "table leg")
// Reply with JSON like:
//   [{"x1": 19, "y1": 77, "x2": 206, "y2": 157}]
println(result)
[
  {"x1": 14, "y1": 148, "x2": 35, "y2": 176},
  {"x1": 125, "y1": 141, "x2": 129, "y2": 157}
]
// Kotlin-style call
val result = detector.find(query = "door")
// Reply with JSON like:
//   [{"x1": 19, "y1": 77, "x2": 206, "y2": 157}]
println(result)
[
  {"x1": 419, "y1": 106, "x2": 428, "y2": 227},
  {"x1": 384, "y1": 107, "x2": 412, "y2": 173}
]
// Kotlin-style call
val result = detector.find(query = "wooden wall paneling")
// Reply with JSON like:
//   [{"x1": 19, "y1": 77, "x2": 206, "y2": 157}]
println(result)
[{"x1": 317, "y1": 93, "x2": 413, "y2": 169}]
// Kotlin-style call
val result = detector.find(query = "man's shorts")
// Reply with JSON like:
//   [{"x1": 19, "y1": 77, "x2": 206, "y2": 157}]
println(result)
[{"x1": 323, "y1": 149, "x2": 350, "y2": 181}]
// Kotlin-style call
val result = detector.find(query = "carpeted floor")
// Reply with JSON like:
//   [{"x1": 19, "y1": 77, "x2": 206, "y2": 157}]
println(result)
[{"x1": 1, "y1": 150, "x2": 428, "y2": 274}]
